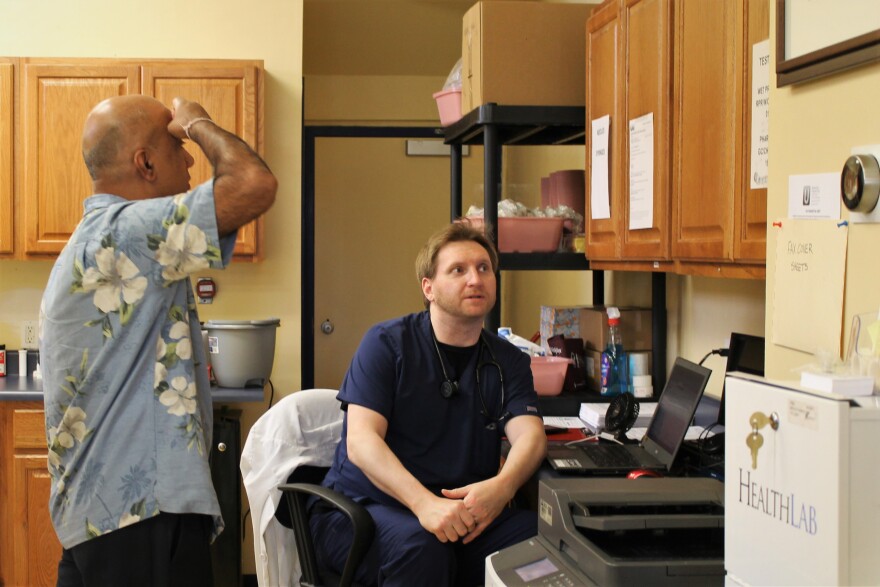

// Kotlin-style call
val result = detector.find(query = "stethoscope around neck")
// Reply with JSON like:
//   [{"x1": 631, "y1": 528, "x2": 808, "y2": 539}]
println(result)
[{"x1": 430, "y1": 327, "x2": 510, "y2": 430}]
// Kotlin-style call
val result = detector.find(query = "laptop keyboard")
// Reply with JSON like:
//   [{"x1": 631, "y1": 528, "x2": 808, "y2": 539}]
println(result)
[{"x1": 586, "y1": 444, "x2": 644, "y2": 468}]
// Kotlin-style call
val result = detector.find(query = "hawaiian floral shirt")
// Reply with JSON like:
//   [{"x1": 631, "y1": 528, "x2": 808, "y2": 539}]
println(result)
[{"x1": 40, "y1": 181, "x2": 236, "y2": 549}]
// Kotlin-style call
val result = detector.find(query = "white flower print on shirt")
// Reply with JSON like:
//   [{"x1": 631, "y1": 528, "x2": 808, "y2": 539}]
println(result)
[
  {"x1": 80, "y1": 247, "x2": 147, "y2": 314},
  {"x1": 156, "y1": 223, "x2": 211, "y2": 282},
  {"x1": 47, "y1": 406, "x2": 92, "y2": 498},
  {"x1": 71, "y1": 235, "x2": 147, "y2": 338},
  {"x1": 52, "y1": 407, "x2": 89, "y2": 448},
  {"x1": 159, "y1": 376, "x2": 197, "y2": 416},
  {"x1": 148, "y1": 199, "x2": 220, "y2": 285},
  {"x1": 168, "y1": 320, "x2": 192, "y2": 360}
]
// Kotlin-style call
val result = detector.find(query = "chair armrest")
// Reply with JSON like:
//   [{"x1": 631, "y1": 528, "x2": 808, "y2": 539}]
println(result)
[{"x1": 279, "y1": 482, "x2": 375, "y2": 587}]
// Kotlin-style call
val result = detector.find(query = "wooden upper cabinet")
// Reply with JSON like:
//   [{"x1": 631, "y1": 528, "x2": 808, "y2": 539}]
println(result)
[
  {"x1": 736, "y1": 0, "x2": 769, "y2": 262},
  {"x1": 15, "y1": 58, "x2": 265, "y2": 261},
  {"x1": 586, "y1": 0, "x2": 623, "y2": 260},
  {"x1": 0, "y1": 61, "x2": 13, "y2": 255},
  {"x1": 672, "y1": 0, "x2": 767, "y2": 265},
  {"x1": 143, "y1": 62, "x2": 264, "y2": 260},
  {"x1": 620, "y1": 0, "x2": 672, "y2": 260},
  {"x1": 586, "y1": 0, "x2": 672, "y2": 263},
  {"x1": 21, "y1": 61, "x2": 140, "y2": 255}
]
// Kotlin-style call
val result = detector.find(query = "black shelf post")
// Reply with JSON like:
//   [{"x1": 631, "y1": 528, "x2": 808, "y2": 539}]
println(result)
[
  {"x1": 652, "y1": 272, "x2": 667, "y2": 394},
  {"x1": 484, "y1": 123, "x2": 501, "y2": 332},
  {"x1": 450, "y1": 143, "x2": 462, "y2": 221}
]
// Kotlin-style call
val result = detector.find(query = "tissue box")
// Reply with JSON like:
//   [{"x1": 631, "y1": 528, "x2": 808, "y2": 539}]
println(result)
[
  {"x1": 540, "y1": 306, "x2": 653, "y2": 351},
  {"x1": 461, "y1": 1, "x2": 593, "y2": 113}
]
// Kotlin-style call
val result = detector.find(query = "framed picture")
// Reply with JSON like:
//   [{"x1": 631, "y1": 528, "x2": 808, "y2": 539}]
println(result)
[{"x1": 776, "y1": 0, "x2": 880, "y2": 86}]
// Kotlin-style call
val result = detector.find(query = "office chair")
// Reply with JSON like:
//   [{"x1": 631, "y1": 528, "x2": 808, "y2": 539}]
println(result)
[{"x1": 241, "y1": 388, "x2": 374, "y2": 587}]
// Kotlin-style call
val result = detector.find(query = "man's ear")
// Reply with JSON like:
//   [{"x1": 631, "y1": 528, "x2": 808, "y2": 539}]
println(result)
[
  {"x1": 421, "y1": 277, "x2": 434, "y2": 303},
  {"x1": 134, "y1": 149, "x2": 155, "y2": 181}
]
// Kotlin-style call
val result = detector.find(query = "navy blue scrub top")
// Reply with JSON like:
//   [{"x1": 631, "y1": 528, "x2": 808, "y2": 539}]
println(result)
[{"x1": 323, "y1": 311, "x2": 540, "y2": 508}]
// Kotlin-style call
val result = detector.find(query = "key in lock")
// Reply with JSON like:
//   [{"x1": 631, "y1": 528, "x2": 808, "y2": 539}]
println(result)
[{"x1": 746, "y1": 411, "x2": 779, "y2": 470}]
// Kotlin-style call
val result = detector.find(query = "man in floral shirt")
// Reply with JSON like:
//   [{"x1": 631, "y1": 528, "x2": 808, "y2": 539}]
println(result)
[{"x1": 40, "y1": 95, "x2": 277, "y2": 586}]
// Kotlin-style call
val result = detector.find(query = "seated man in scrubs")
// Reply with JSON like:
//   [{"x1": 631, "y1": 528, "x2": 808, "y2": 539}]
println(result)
[{"x1": 312, "y1": 222, "x2": 547, "y2": 586}]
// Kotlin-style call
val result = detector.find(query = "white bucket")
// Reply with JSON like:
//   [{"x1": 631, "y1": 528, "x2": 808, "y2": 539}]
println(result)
[{"x1": 205, "y1": 318, "x2": 280, "y2": 388}]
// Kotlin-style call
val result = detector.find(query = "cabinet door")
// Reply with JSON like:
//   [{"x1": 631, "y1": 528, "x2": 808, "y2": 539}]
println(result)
[
  {"x1": 21, "y1": 62, "x2": 140, "y2": 255},
  {"x1": 12, "y1": 454, "x2": 60, "y2": 587},
  {"x1": 9, "y1": 406, "x2": 61, "y2": 587},
  {"x1": 671, "y1": 0, "x2": 739, "y2": 261},
  {"x1": 621, "y1": 0, "x2": 672, "y2": 260},
  {"x1": 0, "y1": 61, "x2": 13, "y2": 255},
  {"x1": 143, "y1": 62, "x2": 264, "y2": 261},
  {"x1": 735, "y1": 0, "x2": 768, "y2": 262},
  {"x1": 585, "y1": 0, "x2": 623, "y2": 260}
]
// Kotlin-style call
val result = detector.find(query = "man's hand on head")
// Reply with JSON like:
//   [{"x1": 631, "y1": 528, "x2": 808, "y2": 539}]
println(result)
[{"x1": 168, "y1": 97, "x2": 212, "y2": 140}]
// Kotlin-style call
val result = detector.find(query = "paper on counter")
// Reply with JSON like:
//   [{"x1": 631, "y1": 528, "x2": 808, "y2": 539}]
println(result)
[{"x1": 543, "y1": 416, "x2": 588, "y2": 429}]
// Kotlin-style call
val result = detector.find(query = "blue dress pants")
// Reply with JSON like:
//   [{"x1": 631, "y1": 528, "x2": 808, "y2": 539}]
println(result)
[{"x1": 310, "y1": 503, "x2": 537, "y2": 586}]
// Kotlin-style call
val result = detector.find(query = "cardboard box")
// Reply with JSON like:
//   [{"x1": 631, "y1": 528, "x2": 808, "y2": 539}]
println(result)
[
  {"x1": 461, "y1": 1, "x2": 593, "y2": 113},
  {"x1": 540, "y1": 305, "x2": 653, "y2": 352}
]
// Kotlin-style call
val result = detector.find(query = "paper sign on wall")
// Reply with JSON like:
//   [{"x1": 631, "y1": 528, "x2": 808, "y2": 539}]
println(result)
[
  {"x1": 772, "y1": 219, "x2": 847, "y2": 355},
  {"x1": 788, "y1": 173, "x2": 841, "y2": 219},
  {"x1": 628, "y1": 113, "x2": 654, "y2": 230},
  {"x1": 590, "y1": 115, "x2": 611, "y2": 220},
  {"x1": 751, "y1": 39, "x2": 770, "y2": 189}
]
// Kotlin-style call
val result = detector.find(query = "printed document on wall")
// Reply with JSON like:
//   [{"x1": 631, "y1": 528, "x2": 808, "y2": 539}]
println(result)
[
  {"x1": 590, "y1": 115, "x2": 611, "y2": 219},
  {"x1": 750, "y1": 39, "x2": 770, "y2": 189},
  {"x1": 628, "y1": 113, "x2": 654, "y2": 230},
  {"x1": 772, "y1": 219, "x2": 847, "y2": 355}
]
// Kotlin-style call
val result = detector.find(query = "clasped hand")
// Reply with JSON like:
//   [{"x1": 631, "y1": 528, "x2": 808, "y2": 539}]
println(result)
[{"x1": 416, "y1": 479, "x2": 511, "y2": 544}]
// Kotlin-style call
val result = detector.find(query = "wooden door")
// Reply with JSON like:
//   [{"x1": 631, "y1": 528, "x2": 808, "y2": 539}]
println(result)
[
  {"x1": 7, "y1": 405, "x2": 61, "y2": 587},
  {"x1": 313, "y1": 136, "x2": 455, "y2": 389},
  {"x1": 734, "y1": 0, "x2": 768, "y2": 262},
  {"x1": 620, "y1": 0, "x2": 672, "y2": 260},
  {"x1": 671, "y1": 0, "x2": 739, "y2": 261},
  {"x1": 21, "y1": 61, "x2": 140, "y2": 255},
  {"x1": 585, "y1": 0, "x2": 623, "y2": 260},
  {"x1": 12, "y1": 455, "x2": 60, "y2": 587},
  {"x1": 0, "y1": 61, "x2": 13, "y2": 255},
  {"x1": 143, "y1": 62, "x2": 264, "y2": 261}
]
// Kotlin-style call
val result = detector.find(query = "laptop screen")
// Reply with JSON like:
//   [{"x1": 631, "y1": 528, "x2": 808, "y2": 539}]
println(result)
[
  {"x1": 644, "y1": 358, "x2": 711, "y2": 457},
  {"x1": 718, "y1": 333, "x2": 765, "y2": 425}
]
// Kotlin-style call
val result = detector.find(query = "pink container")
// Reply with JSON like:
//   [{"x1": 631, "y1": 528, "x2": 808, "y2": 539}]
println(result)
[
  {"x1": 530, "y1": 356, "x2": 572, "y2": 396},
  {"x1": 549, "y1": 169, "x2": 586, "y2": 216},
  {"x1": 433, "y1": 88, "x2": 462, "y2": 126},
  {"x1": 464, "y1": 216, "x2": 564, "y2": 253},
  {"x1": 540, "y1": 176, "x2": 551, "y2": 208}
]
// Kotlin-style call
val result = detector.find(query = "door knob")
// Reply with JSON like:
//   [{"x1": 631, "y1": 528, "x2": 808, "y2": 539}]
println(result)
[{"x1": 321, "y1": 319, "x2": 335, "y2": 335}]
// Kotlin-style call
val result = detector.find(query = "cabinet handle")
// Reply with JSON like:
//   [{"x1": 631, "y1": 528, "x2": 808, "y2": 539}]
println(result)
[{"x1": 217, "y1": 442, "x2": 227, "y2": 452}]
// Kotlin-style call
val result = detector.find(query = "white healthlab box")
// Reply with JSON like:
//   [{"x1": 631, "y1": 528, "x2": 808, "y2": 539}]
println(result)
[{"x1": 724, "y1": 374, "x2": 880, "y2": 586}]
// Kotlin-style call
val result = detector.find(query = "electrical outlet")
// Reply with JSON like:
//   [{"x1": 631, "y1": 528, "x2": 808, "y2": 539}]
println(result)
[{"x1": 22, "y1": 321, "x2": 38, "y2": 349}]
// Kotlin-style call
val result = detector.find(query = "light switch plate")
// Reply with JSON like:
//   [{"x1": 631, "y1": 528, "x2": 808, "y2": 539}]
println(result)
[{"x1": 847, "y1": 144, "x2": 880, "y2": 224}]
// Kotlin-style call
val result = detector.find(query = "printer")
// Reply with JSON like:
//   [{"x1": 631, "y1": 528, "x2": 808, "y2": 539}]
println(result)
[{"x1": 486, "y1": 477, "x2": 725, "y2": 586}]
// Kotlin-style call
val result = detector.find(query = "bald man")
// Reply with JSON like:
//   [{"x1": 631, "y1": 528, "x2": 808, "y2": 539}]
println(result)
[{"x1": 40, "y1": 95, "x2": 276, "y2": 586}]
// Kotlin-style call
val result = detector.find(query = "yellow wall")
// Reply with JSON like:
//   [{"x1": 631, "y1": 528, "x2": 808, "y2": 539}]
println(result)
[
  {"x1": 0, "y1": 0, "x2": 303, "y2": 575},
  {"x1": 765, "y1": 1, "x2": 880, "y2": 378}
]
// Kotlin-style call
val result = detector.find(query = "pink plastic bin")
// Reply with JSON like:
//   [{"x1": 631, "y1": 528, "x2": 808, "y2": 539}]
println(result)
[
  {"x1": 530, "y1": 356, "x2": 572, "y2": 396},
  {"x1": 464, "y1": 216, "x2": 564, "y2": 253},
  {"x1": 433, "y1": 88, "x2": 462, "y2": 126}
]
